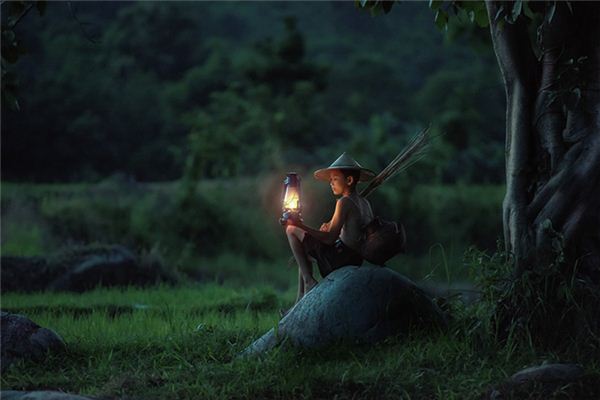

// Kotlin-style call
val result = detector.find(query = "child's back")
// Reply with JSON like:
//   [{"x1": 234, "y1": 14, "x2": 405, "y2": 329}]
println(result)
[{"x1": 340, "y1": 191, "x2": 374, "y2": 253}]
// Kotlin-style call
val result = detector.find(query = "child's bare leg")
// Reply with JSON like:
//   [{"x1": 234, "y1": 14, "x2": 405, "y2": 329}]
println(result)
[
  {"x1": 295, "y1": 268, "x2": 304, "y2": 303},
  {"x1": 304, "y1": 279, "x2": 317, "y2": 294},
  {"x1": 302, "y1": 264, "x2": 317, "y2": 294},
  {"x1": 286, "y1": 226, "x2": 318, "y2": 292}
]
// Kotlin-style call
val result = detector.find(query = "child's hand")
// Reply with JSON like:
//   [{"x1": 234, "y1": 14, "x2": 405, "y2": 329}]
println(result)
[
  {"x1": 320, "y1": 222, "x2": 330, "y2": 232},
  {"x1": 285, "y1": 213, "x2": 299, "y2": 226}
]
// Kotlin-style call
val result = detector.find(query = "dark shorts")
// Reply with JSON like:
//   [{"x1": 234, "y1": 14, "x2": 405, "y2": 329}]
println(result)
[{"x1": 301, "y1": 234, "x2": 363, "y2": 278}]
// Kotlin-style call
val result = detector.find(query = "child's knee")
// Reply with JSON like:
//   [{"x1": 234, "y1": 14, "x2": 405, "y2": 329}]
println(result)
[{"x1": 286, "y1": 225, "x2": 306, "y2": 243}]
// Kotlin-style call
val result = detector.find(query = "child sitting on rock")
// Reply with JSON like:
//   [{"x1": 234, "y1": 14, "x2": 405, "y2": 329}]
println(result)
[{"x1": 284, "y1": 153, "x2": 375, "y2": 308}]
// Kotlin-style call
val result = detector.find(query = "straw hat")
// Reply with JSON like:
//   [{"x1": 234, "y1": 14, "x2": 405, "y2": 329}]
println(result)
[{"x1": 313, "y1": 152, "x2": 376, "y2": 182}]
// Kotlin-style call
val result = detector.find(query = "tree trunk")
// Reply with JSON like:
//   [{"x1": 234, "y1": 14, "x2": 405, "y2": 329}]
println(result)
[{"x1": 486, "y1": 1, "x2": 600, "y2": 280}]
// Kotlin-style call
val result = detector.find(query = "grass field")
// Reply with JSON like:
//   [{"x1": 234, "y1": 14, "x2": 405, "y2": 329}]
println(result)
[
  {"x1": 3, "y1": 283, "x2": 599, "y2": 399},
  {"x1": 3, "y1": 181, "x2": 598, "y2": 398}
]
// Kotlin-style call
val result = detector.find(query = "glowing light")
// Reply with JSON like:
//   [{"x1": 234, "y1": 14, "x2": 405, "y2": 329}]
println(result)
[{"x1": 283, "y1": 188, "x2": 300, "y2": 211}]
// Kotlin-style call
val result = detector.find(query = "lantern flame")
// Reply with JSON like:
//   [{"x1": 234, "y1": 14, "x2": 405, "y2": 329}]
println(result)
[{"x1": 283, "y1": 188, "x2": 300, "y2": 211}]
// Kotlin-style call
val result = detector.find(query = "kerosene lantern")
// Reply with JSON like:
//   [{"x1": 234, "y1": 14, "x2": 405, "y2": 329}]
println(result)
[{"x1": 279, "y1": 172, "x2": 303, "y2": 225}]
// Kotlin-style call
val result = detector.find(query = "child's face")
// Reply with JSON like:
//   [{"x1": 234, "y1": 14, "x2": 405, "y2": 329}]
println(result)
[{"x1": 329, "y1": 170, "x2": 350, "y2": 196}]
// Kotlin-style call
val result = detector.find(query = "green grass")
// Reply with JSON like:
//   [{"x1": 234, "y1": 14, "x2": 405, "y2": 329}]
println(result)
[
  {"x1": 3, "y1": 283, "x2": 599, "y2": 399},
  {"x1": 3, "y1": 181, "x2": 597, "y2": 398}
]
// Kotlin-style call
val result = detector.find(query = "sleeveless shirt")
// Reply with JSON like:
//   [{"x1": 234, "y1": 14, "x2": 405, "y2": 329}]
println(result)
[{"x1": 340, "y1": 191, "x2": 374, "y2": 253}]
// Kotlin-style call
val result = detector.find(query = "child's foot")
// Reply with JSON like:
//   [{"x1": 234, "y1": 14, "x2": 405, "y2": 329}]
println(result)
[
  {"x1": 304, "y1": 279, "x2": 318, "y2": 294},
  {"x1": 279, "y1": 307, "x2": 290, "y2": 318}
]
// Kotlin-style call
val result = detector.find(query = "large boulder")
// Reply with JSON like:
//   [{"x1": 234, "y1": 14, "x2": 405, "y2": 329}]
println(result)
[
  {"x1": 1, "y1": 312, "x2": 65, "y2": 372},
  {"x1": 0, "y1": 391, "x2": 95, "y2": 400},
  {"x1": 1, "y1": 244, "x2": 179, "y2": 293},
  {"x1": 242, "y1": 265, "x2": 447, "y2": 356}
]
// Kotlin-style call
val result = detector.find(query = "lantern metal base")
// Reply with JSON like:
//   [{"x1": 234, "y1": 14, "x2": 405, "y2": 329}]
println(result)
[{"x1": 280, "y1": 211, "x2": 302, "y2": 226}]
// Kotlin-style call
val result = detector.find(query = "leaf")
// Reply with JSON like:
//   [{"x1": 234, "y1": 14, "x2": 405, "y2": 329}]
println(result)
[
  {"x1": 494, "y1": 5, "x2": 505, "y2": 22},
  {"x1": 523, "y1": 1, "x2": 538, "y2": 20},
  {"x1": 474, "y1": 8, "x2": 489, "y2": 27},
  {"x1": 434, "y1": 10, "x2": 448, "y2": 30},
  {"x1": 511, "y1": 0, "x2": 523, "y2": 21},
  {"x1": 429, "y1": 0, "x2": 443, "y2": 11},
  {"x1": 546, "y1": 1, "x2": 556, "y2": 24},
  {"x1": 456, "y1": 8, "x2": 470, "y2": 24},
  {"x1": 359, "y1": 0, "x2": 369, "y2": 7}
]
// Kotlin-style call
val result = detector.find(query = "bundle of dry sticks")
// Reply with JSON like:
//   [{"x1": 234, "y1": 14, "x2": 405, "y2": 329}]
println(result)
[{"x1": 360, "y1": 126, "x2": 432, "y2": 198}]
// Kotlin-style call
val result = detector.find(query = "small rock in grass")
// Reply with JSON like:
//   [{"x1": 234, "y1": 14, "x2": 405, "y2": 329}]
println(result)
[
  {"x1": 484, "y1": 363, "x2": 590, "y2": 399},
  {"x1": 0, "y1": 312, "x2": 65, "y2": 372},
  {"x1": 510, "y1": 363, "x2": 584, "y2": 385},
  {"x1": 0, "y1": 390, "x2": 95, "y2": 400}
]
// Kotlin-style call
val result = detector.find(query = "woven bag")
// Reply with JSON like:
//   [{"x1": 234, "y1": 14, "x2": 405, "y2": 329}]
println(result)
[{"x1": 361, "y1": 216, "x2": 406, "y2": 265}]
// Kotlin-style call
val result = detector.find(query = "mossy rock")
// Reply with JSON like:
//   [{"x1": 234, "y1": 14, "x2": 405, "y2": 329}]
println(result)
[
  {"x1": 242, "y1": 265, "x2": 447, "y2": 356},
  {"x1": 0, "y1": 391, "x2": 95, "y2": 400},
  {"x1": 0, "y1": 312, "x2": 66, "y2": 373}
]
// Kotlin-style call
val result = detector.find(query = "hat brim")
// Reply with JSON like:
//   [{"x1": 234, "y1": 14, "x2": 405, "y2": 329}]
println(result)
[{"x1": 313, "y1": 167, "x2": 376, "y2": 182}]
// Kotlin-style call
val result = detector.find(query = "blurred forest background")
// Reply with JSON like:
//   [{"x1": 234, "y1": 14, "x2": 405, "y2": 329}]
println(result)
[{"x1": 1, "y1": 1, "x2": 506, "y2": 288}]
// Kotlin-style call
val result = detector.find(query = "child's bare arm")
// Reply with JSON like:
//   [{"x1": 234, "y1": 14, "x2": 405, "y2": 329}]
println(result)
[
  {"x1": 319, "y1": 221, "x2": 331, "y2": 231},
  {"x1": 291, "y1": 198, "x2": 348, "y2": 245}
]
